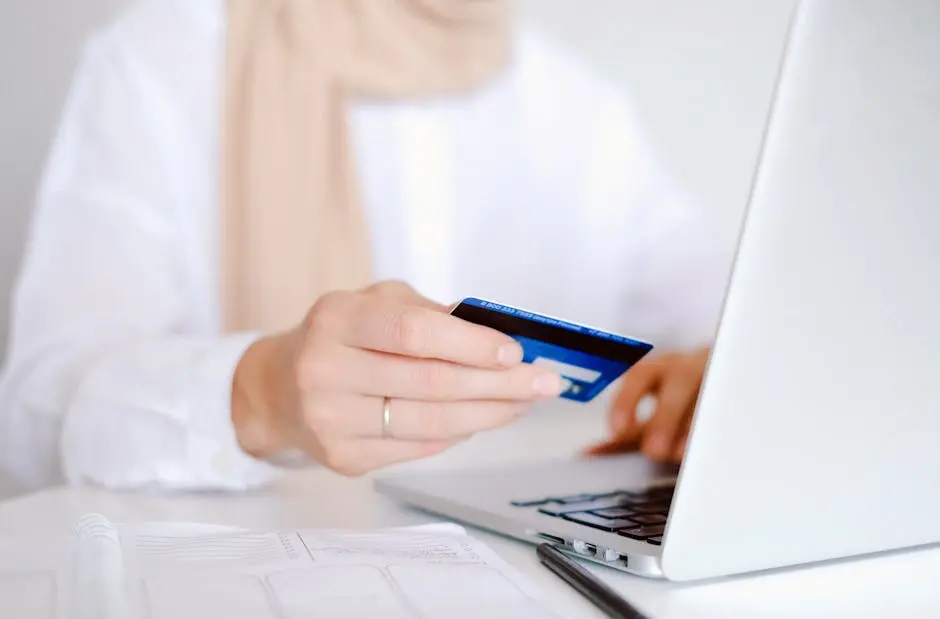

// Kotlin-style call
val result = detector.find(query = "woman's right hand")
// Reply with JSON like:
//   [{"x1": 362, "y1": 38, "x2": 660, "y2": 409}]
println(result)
[{"x1": 231, "y1": 281, "x2": 563, "y2": 475}]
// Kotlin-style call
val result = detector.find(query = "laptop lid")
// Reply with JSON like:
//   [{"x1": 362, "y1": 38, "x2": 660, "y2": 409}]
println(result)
[{"x1": 662, "y1": 0, "x2": 940, "y2": 581}]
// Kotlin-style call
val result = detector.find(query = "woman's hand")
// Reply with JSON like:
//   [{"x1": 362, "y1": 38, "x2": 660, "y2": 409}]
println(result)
[
  {"x1": 587, "y1": 347, "x2": 710, "y2": 464},
  {"x1": 231, "y1": 281, "x2": 562, "y2": 475}
]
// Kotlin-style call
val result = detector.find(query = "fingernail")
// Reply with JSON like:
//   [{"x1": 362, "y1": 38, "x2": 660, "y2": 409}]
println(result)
[
  {"x1": 533, "y1": 373, "x2": 562, "y2": 396},
  {"x1": 497, "y1": 342, "x2": 524, "y2": 366}
]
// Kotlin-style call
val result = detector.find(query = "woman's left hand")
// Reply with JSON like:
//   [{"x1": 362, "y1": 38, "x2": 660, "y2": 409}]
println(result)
[{"x1": 586, "y1": 347, "x2": 710, "y2": 463}]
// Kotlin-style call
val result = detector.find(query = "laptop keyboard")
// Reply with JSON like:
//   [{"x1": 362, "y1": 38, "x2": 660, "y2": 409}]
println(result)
[{"x1": 510, "y1": 484, "x2": 674, "y2": 546}]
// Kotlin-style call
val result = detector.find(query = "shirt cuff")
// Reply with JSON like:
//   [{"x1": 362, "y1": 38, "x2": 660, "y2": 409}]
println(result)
[{"x1": 186, "y1": 332, "x2": 283, "y2": 489}]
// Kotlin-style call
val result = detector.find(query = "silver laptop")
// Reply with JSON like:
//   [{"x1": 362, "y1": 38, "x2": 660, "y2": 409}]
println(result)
[{"x1": 375, "y1": 0, "x2": 940, "y2": 581}]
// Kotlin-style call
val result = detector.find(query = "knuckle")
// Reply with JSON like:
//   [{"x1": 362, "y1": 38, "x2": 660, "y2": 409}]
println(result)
[
  {"x1": 389, "y1": 308, "x2": 428, "y2": 355},
  {"x1": 319, "y1": 444, "x2": 367, "y2": 477},
  {"x1": 685, "y1": 359, "x2": 706, "y2": 381},
  {"x1": 419, "y1": 440, "x2": 452, "y2": 458},
  {"x1": 415, "y1": 362, "x2": 458, "y2": 398},
  {"x1": 502, "y1": 403, "x2": 526, "y2": 423},
  {"x1": 305, "y1": 291, "x2": 352, "y2": 336},
  {"x1": 475, "y1": 404, "x2": 517, "y2": 432},
  {"x1": 508, "y1": 366, "x2": 536, "y2": 396},
  {"x1": 624, "y1": 365, "x2": 651, "y2": 385},
  {"x1": 414, "y1": 403, "x2": 452, "y2": 439},
  {"x1": 294, "y1": 350, "x2": 334, "y2": 391},
  {"x1": 503, "y1": 403, "x2": 527, "y2": 422},
  {"x1": 335, "y1": 463, "x2": 369, "y2": 478},
  {"x1": 369, "y1": 280, "x2": 412, "y2": 297},
  {"x1": 661, "y1": 408, "x2": 686, "y2": 430},
  {"x1": 317, "y1": 444, "x2": 343, "y2": 470},
  {"x1": 669, "y1": 371, "x2": 698, "y2": 394},
  {"x1": 301, "y1": 401, "x2": 338, "y2": 433}
]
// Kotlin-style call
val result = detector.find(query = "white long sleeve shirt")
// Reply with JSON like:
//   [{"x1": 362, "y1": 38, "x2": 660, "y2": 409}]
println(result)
[{"x1": 0, "y1": 0, "x2": 729, "y2": 493}]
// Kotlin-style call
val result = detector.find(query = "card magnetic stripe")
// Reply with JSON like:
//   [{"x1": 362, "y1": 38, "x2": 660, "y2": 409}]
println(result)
[{"x1": 451, "y1": 299, "x2": 652, "y2": 365}]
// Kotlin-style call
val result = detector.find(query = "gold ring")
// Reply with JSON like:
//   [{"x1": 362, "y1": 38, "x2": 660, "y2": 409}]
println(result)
[{"x1": 382, "y1": 397, "x2": 392, "y2": 439}]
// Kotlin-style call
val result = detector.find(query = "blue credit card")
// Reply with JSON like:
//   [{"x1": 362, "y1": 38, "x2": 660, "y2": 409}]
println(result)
[{"x1": 450, "y1": 298, "x2": 654, "y2": 402}]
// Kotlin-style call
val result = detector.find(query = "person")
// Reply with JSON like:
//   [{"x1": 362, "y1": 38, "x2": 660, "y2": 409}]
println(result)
[{"x1": 0, "y1": 0, "x2": 728, "y2": 493}]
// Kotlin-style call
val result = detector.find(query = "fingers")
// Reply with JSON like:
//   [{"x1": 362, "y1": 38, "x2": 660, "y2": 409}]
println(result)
[
  {"x1": 582, "y1": 358, "x2": 663, "y2": 459},
  {"x1": 641, "y1": 373, "x2": 701, "y2": 462},
  {"x1": 345, "y1": 396, "x2": 531, "y2": 441},
  {"x1": 316, "y1": 346, "x2": 562, "y2": 402},
  {"x1": 324, "y1": 294, "x2": 525, "y2": 369},
  {"x1": 296, "y1": 394, "x2": 530, "y2": 475},
  {"x1": 608, "y1": 359, "x2": 663, "y2": 437},
  {"x1": 587, "y1": 350, "x2": 709, "y2": 464}
]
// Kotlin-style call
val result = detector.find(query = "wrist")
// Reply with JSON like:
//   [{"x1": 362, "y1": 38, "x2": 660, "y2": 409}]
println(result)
[{"x1": 231, "y1": 334, "x2": 293, "y2": 459}]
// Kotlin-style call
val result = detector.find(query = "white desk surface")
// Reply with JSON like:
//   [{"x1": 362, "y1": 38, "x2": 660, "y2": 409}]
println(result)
[{"x1": 1, "y1": 401, "x2": 938, "y2": 618}]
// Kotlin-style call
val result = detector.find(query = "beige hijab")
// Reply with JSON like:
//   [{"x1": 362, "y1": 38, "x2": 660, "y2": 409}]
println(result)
[{"x1": 222, "y1": 0, "x2": 511, "y2": 333}]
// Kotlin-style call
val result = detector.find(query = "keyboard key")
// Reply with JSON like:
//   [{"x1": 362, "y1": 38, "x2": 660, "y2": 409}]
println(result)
[
  {"x1": 538, "y1": 504, "x2": 571, "y2": 516},
  {"x1": 631, "y1": 494, "x2": 672, "y2": 506},
  {"x1": 537, "y1": 496, "x2": 634, "y2": 517},
  {"x1": 619, "y1": 524, "x2": 666, "y2": 540},
  {"x1": 630, "y1": 502, "x2": 670, "y2": 514},
  {"x1": 592, "y1": 507, "x2": 636, "y2": 519},
  {"x1": 594, "y1": 490, "x2": 638, "y2": 500},
  {"x1": 553, "y1": 493, "x2": 601, "y2": 504},
  {"x1": 519, "y1": 487, "x2": 672, "y2": 513},
  {"x1": 628, "y1": 514, "x2": 667, "y2": 525},
  {"x1": 555, "y1": 491, "x2": 632, "y2": 503},
  {"x1": 629, "y1": 487, "x2": 674, "y2": 505},
  {"x1": 646, "y1": 486, "x2": 676, "y2": 500},
  {"x1": 611, "y1": 488, "x2": 650, "y2": 498},
  {"x1": 562, "y1": 512, "x2": 638, "y2": 532},
  {"x1": 648, "y1": 536, "x2": 663, "y2": 546},
  {"x1": 510, "y1": 498, "x2": 551, "y2": 508},
  {"x1": 538, "y1": 504, "x2": 581, "y2": 517}
]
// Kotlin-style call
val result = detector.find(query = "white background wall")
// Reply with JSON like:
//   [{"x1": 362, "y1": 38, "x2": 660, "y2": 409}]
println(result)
[
  {"x1": 0, "y1": 0, "x2": 796, "y2": 359},
  {"x1": 1, "y1": 0, "x2": 127, "y2": 357},
  {"x1": 0, "y1": 0, "x2": 125, "y2": 498},
  {"x1": 0, "y1": 0, "x2": 795, "y2": 496},
  {"x1": 516, "y1": 0, "x2": 796, "y2": 245}
]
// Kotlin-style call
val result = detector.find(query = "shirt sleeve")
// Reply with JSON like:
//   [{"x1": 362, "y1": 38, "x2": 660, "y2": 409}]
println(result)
[{"x1": 0, "y1": 35, "x2": 281, "y2": 492}]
